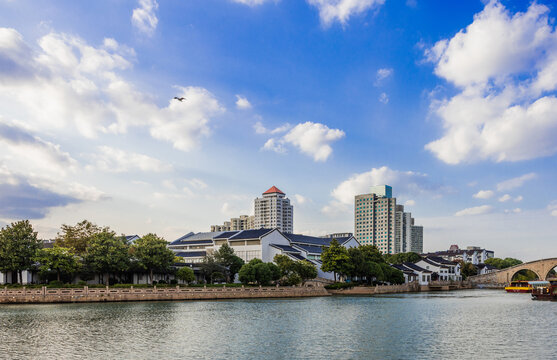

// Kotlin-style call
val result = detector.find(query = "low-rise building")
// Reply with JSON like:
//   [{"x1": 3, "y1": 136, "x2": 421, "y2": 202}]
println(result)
[
  {"x1": 392, "y1": 262, "x2": 432, "y2": 285},
  {"x1": 168, "y1": 229, "x2": 360, "y2": 281},
  {"x1": 415, "y1": 256, "x2": 461, "y2": 281},
  {"x1": 476, "y1": 263, "x2": 498, "y2": 275},
  {"x1": 424, "y1": 245, "x2": 494, "y2": 265}
]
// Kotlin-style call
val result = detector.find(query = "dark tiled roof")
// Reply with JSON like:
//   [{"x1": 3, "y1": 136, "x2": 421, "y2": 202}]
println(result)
[
  {"x1": 170, "y1": 232, "x2": 223, "y2": 245},
  {"x1": 269, "y1": 244, "x2": 300, "y2": 253},
  {"x1": 403, "y1": 262, "x2": 432, "y2": 273},
  {"x1": 175, "y1": 251, "x2": 206, "y2": 258},
  {"x1": 229, "y1": 228, "x2": 274, "y2": 240},
  {"x1": 284, "y1": 233, "x2": 330, "y2": 246},
  {"x1": 287, "y1": 253, "x2": 307, "y2": 261},
  {"x1": 292, "y1": 244, "x2": 324, "y2": 254},
  {"x1": 426, "y1": 256, "x2": 457, "y2": 266},
  {"x1": 214, "y1": 231, "x2": 240, "y2": 239}
]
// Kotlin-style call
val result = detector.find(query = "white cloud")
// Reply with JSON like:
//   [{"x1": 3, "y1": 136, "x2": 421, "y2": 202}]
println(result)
[
  {"x1": 548, "y1": 201, "x2": 557, "y2": 216},
  {"x1": 378, "y1": 92, "x2": 389, "y2": 104},
  {"x1": 496, "y1": 173, "x2": 537, "y2": 191},
  {"x1": 132, "y1": 0, "x2": 159, "y2": 36},
  {"x1": 262, "y1": 138, "x2": 287, "y2": 154},
  {"x1": 498, "y1": 194, "x2": 511, "y2": 202},
  {"x1": 514, "y1": 195, "x2": 523, "y2": 202},
  {"x1": 473, "y1": 190, "x2": 494, "y2": 199},
  {"x1": 186, "y1": 178, "x2": 208, "y2": 190},
  {"x1": 235, "y1": 95, "x2": 252, "y2": 109},
  {"x1": 329, "y1": 166, "x2": 431, "y2": 206},
  {"x1": 254, "y1": 121, "x2": 291, "y2": 135},
  {"x1": 404, "y1": 199, "x2": 416, "y2": 206},
  {"x1": 504, "y1": 208, "x2": 522, "y2": 214},
  {"x1": 230, "y1": 0, "x2": 274, "y2": 6},
  {"x1": 425, "y1": 2, "x2": 557, "y2": 164},
  {"x1": 0, "y1": 28, "x2": 224, "y2": 151},
  {"x1": 294, "y1": 194, "x2": 308, "y2": 205},
  {"x1": 375, "y1": 67, "x2": 393, "y2": 84},
  {"x1": 455, "y1": 205, "x2": 493, "y2": 217},
  {"x1": 90, "y1": 146, "x2": 172, "y2": 173},
  {"x1": 281, "y1": 122, "x2": 345, "y2": 161},
  {"x1": 307, "y1": 0, "x2": 386, "y2": 27}
]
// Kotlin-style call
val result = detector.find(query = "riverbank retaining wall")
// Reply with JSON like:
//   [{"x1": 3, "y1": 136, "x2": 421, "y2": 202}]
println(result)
[
  {"x1": 0, "y1": 285, "x2": 330, "y2": 304},
  {"x1": 328, "y1": 281, "x2": 471, "y2": 295}
]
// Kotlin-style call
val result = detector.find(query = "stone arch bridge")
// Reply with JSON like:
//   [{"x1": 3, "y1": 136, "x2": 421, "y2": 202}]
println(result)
[{"x1": 468, "y1": 258, "x2": 557, "y2": 286}]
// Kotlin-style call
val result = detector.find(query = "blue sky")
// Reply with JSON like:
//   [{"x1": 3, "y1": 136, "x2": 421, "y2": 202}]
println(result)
[{"x1": 0, "y1": 0, "x2": 556, "y2": 260}]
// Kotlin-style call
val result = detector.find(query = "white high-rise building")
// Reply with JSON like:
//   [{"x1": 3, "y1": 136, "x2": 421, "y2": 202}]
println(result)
[
  {"x1": 355, "y1": 185, "x2": 424, "y2": 254},
  {"x1": 355, "y1": 185, "x2": 396, "y2": 254},
  {"x1": 254, "y1": 186, "x2": 293, "y2": 233}
]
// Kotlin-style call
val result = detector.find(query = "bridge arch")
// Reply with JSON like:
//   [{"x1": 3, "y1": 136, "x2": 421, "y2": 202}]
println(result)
[
  {"x1": 508, "y1": 268, "x2": 541, "y2": 282},
  {"x1": 543, "y1": 260, "x2": 557, "y2": 280}
]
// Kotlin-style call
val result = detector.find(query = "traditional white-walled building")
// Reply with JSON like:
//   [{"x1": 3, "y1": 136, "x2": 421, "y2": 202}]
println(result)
[
  {"x1": 424, "y1": 245, "x2": 494, "y2": 265},
  {"x1": 391, "y1": 262, "x2": 432, "y2": 285},
  {"x1": 415, "y1": 256, "x2": 461, "y2": 281},
  {"x1": 168, "y1": 229, "x2": 360, "y2": 281}
]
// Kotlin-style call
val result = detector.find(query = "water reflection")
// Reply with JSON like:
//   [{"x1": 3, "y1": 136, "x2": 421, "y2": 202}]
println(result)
[{"x1": 0, "y1": 290, "x2": 555, "y2": 359}]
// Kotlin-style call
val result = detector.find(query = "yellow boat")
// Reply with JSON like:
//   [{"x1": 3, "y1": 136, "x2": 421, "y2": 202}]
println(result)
[{"x1": 505, "y1": 280, "x2": 532, "y2": 293}]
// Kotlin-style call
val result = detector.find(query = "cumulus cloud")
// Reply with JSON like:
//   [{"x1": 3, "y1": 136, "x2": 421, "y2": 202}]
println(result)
[
  {"x1": 89, "y1": 146, "x2": 172, "y2": 173},
  {"x1": 230, "y1": 0, "x2": 274, "y2": 6},
  {"x1": 473, "y1": 190, "x2": 494, "y2": 199},
  {"x1": 425, "y1": 1, "x2": 557, "y2": 164},
  {"x1": 132, "y1": 0, "x2": 159, "y2": 36},
  {"x1": 378, "y1": 92, "x2": 389, "y2": 104},
  {"x1": 329, "y1": 166, "x2": 433, "y2": 206},
  {"x1": 307, "y1": 0, "x2": 386, "y2": 27},
  {"x1": 514, "y1": 195, "x2": 523, "y2": 202},
  {"x1": 0, "y1": 28, "x2": 223, "y2": 151},
  {"x1": 375, "y1": 67, "x2": 393, "y2": 85},
  {"x1": 498, "y1": 194, "x2": 511, "y2": 202},
  {"x1": 455, "y1": 205, "x2": 493, "y2": 217},
  {"x1": 496, "y1": 173, "x2": 537, "y2": 191},
  {"x1": 235, "y1": 95, "x2": 252, "y2": 109},
  {"x1": 504, "y1": 208, "x2": 522, "y2": 214},
  {"x1": 263, "y1": 122, "x2": 344, "y2": 161},
  {"x1": 404, "y1": 199, "x2": 416, "y2": 206}
]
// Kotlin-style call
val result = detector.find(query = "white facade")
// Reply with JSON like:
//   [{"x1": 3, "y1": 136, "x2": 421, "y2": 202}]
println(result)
[
  {"x1": 254, "y1": 186, "x2": 293, "y2": 233},
  {"x1": 415, "y1": 257, "x2": 461, "y2": 281}
]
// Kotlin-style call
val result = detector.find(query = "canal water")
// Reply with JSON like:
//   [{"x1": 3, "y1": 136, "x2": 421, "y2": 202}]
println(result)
[{"x1": 0, "y1": 289, "x2": 555, "y2": 359}]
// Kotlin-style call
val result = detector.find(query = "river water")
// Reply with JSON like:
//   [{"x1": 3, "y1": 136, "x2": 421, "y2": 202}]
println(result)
[{"x1": 0, "y1": 289, "x2": 555, "y2": 359}]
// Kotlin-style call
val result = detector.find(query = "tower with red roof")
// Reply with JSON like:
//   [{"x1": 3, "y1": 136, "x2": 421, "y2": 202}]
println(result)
[{"x1": 254, "y1": 186, "x2": 293, "y2": 233}]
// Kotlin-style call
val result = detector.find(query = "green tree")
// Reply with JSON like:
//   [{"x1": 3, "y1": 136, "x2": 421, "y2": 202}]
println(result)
[
  {"x1": 214, "y1": 244, "x2": 245, "y2": 282},
  {"x1": 85, "y1": 230, "x2": 130, "y2": 285},
  {"x1": 294, "y1": 260, "x2": 318, "y2": 285},
  {"x1": 380, "y1": 263, "x2": 404, "y2": 284},
  {"x1": 459, "y1": 261, "x2": 478, "y2": 280},
  {"x1": 34, "y1": 247, "x2": 81, "y2": 282},
  {"x1": 176, "y1": 266, "x2": 195, "y2": 284},
  {"x1": 321, "y1": 239, "x2": 350, "y2": 281},
  {"x1": 200, "y1": 255, "x2": 226, "y2": 283},
  {"x1": 385, "y1": 252, "x2": 422, "y2": 264},
  {"x1": 131, "y1": 233, "x2": 174, "y2": 284},
  {"x1": 238, "y1": 259, "x2": 280, "y2": 285},
  {"x1": 0, "y1": 220, "x2": 41, "y2": 284},
  {"x1": 55, "y1": 220, "x2": 109, "y2": 255},
  {"x1": 485, "y1": 257, "x2": 523, "y2": 269}
]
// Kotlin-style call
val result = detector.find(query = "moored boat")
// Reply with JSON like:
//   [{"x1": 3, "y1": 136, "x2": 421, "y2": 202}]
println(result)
[
  {"x1": 504, "y1": 280, "x2": 531, "y2": 293},
  {"x1": 531, "y1": 281, "x2": 557, "y2": 301}
]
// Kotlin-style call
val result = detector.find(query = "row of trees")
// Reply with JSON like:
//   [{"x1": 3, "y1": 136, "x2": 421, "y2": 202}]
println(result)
[
  {"x1": 321, "y1": 240, "x2": 405, "y2": 284},
  {"x1": 0, "y1": 220, "x2": 176, "y2": 285}
]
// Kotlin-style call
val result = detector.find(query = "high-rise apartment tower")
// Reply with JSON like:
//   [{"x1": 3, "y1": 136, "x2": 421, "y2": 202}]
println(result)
[{"x1": 254, "y1": 186, "x2": 293, "y2": 233}]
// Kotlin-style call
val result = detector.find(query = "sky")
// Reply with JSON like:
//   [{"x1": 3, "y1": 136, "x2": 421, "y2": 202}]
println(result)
[{"x1": 0, "y1": 0, "x2": 556, "y2": 261}]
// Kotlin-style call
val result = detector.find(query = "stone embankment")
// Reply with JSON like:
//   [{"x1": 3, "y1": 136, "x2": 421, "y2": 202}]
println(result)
[
  {"x1": 327, "y1": 281, "x2": 472, "y2": 295},
  {"x1": 0, "y1": 285, "x2": 330, "y2": 304}
]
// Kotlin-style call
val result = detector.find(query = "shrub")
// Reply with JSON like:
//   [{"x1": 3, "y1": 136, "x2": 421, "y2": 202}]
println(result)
[
  {"x1": 170, "y1": 279, "x2": 178, "y2": 285},
  {"x1": 77, "y1": 280, "x2": 87, "y2": 286},
  {"x1": 152, "y1": 280, "x2": 157, "y2": 285},
  {"x1": 47, "y1": 280, "x2": 64, "y2": 288},
  {"x1": 325, "y1": 282, "x2": 354, "y2": 290},
  {"x1": 158, "y1": 279, "x2": 167, "y2": 284}
]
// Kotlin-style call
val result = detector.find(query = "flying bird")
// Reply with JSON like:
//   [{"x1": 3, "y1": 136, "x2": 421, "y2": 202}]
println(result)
[{"x1": 173, "y1": 97, "x2": 186, "y2": 102}]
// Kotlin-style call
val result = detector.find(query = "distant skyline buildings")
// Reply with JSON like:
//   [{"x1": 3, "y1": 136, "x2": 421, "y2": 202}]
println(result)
[{"x1": 355, "y1": 185, "x2": 423, "y2": 254}]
